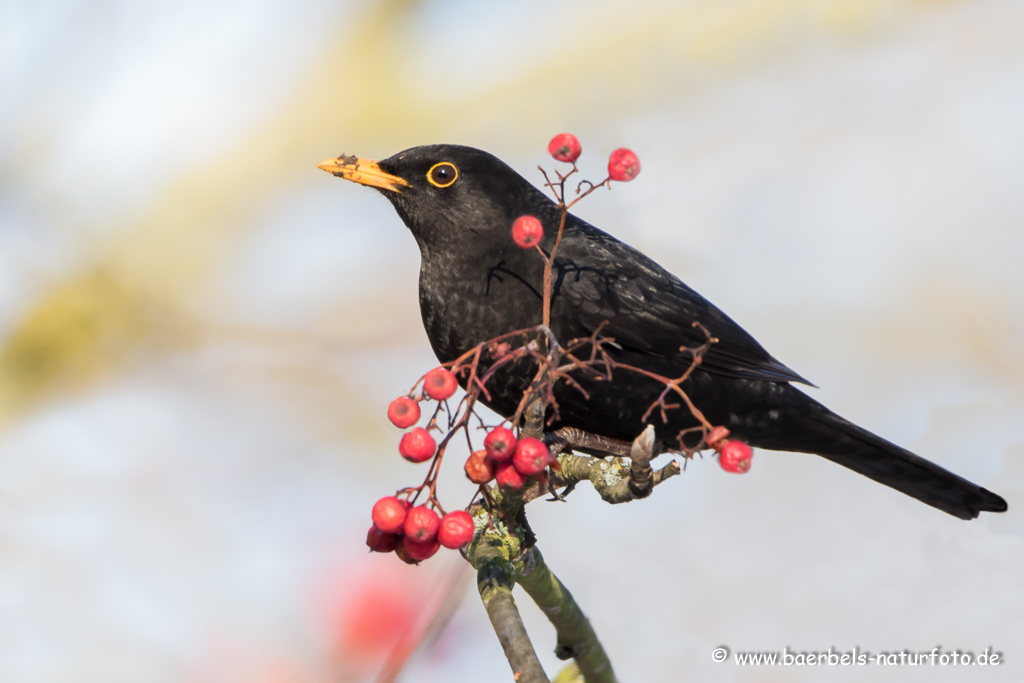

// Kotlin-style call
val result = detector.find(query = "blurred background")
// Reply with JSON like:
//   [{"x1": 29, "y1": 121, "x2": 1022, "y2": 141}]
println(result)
[{"x1": 2, "y1": 0, "x2": 1023, "y2": 681}]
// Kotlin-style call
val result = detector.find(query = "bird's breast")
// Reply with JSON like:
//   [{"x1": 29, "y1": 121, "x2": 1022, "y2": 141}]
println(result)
[{"x1": 418, "y1": 251, "x2": 545, "y2": 363}]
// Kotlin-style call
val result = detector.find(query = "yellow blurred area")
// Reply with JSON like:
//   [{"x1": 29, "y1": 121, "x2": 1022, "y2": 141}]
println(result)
[
  {"x1": 0, "y1": 0, "x2": 960, "y2": 426},
  {"x1": 0, "y1": 269, "x2": 156, "y2": 417}
]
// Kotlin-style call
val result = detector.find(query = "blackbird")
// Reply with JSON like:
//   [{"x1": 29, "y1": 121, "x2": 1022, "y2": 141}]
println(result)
[{"x1": 318, "y1": 144, "x2": 1006, "y2": 520}]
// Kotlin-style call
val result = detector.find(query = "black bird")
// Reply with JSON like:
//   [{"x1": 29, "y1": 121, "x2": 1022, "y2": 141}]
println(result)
[{"x1": 319, "y1": 144, "x2": 1007, "y2": 520}]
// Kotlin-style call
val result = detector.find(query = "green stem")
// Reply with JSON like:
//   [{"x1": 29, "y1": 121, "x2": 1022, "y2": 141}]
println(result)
[
  {"x1": 515, "y1": 547, "x2": 618, "y2": 683},
  {"x1": 465, "y1": 526, "x2": 549, "y2": 682}
]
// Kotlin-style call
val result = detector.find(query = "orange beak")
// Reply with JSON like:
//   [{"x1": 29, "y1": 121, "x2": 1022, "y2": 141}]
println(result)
[{"x1": 317, "y1": 154, "x2": 409, "y2": 193}]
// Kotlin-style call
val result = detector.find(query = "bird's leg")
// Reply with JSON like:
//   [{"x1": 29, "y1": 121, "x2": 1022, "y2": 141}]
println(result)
[
  {"x1": 547, "y1": 479, "x2": 575, "y2": 502},
  {"x1": 546, "y1": 426, "x2": 634, "y2": 458}
]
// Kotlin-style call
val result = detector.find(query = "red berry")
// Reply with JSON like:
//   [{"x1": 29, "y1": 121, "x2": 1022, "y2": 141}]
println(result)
[
  {"x1": 464, "y1": 449, "x2": 496, "y2": 484},
  {"x1": 399, "y1": 427, "x2": 436, "y2": 463},
  {"x1": 495, "y1": 461, "x2": 527, "y2": 489},
  {"x1": 387, "y1": 396, "x2": 421, "y2": 428},
  {"x1": 719, "y1": 440, "x2": 753, "y2": 473},
  {"x1": 399, "y1": 536, "x2": 440, "y2": 563},
  {"x1": 371, "y1": 496, "x2": 408, "y2": 534},
  {"x1": 437, "y1": 510, "x2": 475, "y2": 549},
  {"x1": 512, "y1": 437, "x2": 550, "y2": 476},
  {"x1": 483, "y1": 427, "x2": 518, "y2": 462},
  {"x1": 366, "y1": 525, "x2": 400, "y2": 553},
  {"x1": 607, "y1": 148, "x2": 640, "y2": 182},
  {"x1": 403, "y1": 505, "x2": 440, "y2": 542},
  {"x1": 511, "y1": 215, "x2": 544, "y2": 249},
  {"x1": 423, "y1": 367, "x2": 458, "y2": 401},
  {"x1": 394, "y1": 540, "x2": 415, "y2": 564},
  {"x1": 706, "y1": 425, "x2": 730, "y2": 450},
  {"x1": 547, "y1": 133, "x2": 582, "y2": 163}
]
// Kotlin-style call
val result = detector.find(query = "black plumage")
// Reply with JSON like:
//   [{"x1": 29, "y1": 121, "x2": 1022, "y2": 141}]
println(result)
[{"x1": 319, "y1": 144, "x2": 1007, "y2": 520}]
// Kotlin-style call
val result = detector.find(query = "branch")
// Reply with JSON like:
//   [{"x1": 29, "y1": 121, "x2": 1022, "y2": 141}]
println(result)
[
  {"x1": 465, "y1": 534, "x2": 549, "y2": 682},
  {"x1": 515, "y1": 546, "x2": 618, "y2": 683},
  {"x1": 523, "y1": 396, "x2": 546, "y2": 440},
  {"x1": 540, "y1": 426, "x2": 680, "y2": 504},
  {"x1": 627, "y1": 424, "x2": 656, "y2": 498}
]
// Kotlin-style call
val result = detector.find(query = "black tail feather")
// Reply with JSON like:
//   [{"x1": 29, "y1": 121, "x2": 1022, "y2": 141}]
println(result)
[
  {"x1": 753, "y1": 393, "x2": 1007, "y2": 520},
  {"x1": 813, "y1": 419, "x2": 1007, "y2": 520}
]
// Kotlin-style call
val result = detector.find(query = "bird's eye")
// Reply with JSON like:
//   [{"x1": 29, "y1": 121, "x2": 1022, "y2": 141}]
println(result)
[{"x1": 427, "y1": 162, "x2": 459, "y2": 188}]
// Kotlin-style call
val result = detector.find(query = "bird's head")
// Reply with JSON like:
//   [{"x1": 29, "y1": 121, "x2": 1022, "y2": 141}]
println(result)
[{"x1": 318, "y1": 144, "x2": 555, "y2": 253}]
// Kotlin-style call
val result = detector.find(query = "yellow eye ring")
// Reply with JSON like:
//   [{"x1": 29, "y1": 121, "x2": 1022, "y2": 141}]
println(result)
[{"x1": 427, "y1": 162, "x2": 459, "y2": 188}]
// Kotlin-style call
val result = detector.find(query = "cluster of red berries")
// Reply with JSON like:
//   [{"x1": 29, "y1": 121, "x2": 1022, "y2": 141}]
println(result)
[
  {"x1": 464, "y1": 426, "x2": 558, "y2": 490},
  {"x1": 367, "y1": 496, "x2": 476, "y2": 563},
  {"x1": 705, "y1": 426, "x2": 754, "y2": 473},
  {"x1": 372, "y1": 365, "x2": 477, "y2": 563},
  {"x1": 511, "y1": 134, "x2": 642, "y2": 249},
  {"x1": 387, "y1": 367, "x2": 459, "y2": 461},
  {"x1": 376, "y1": 365, "x2": 561, "y2": 565}
]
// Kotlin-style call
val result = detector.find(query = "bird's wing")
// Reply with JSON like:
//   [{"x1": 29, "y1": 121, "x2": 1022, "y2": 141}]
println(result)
[{"x1": 555, "y1": 222, "x2": 813, "y2": 386}]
